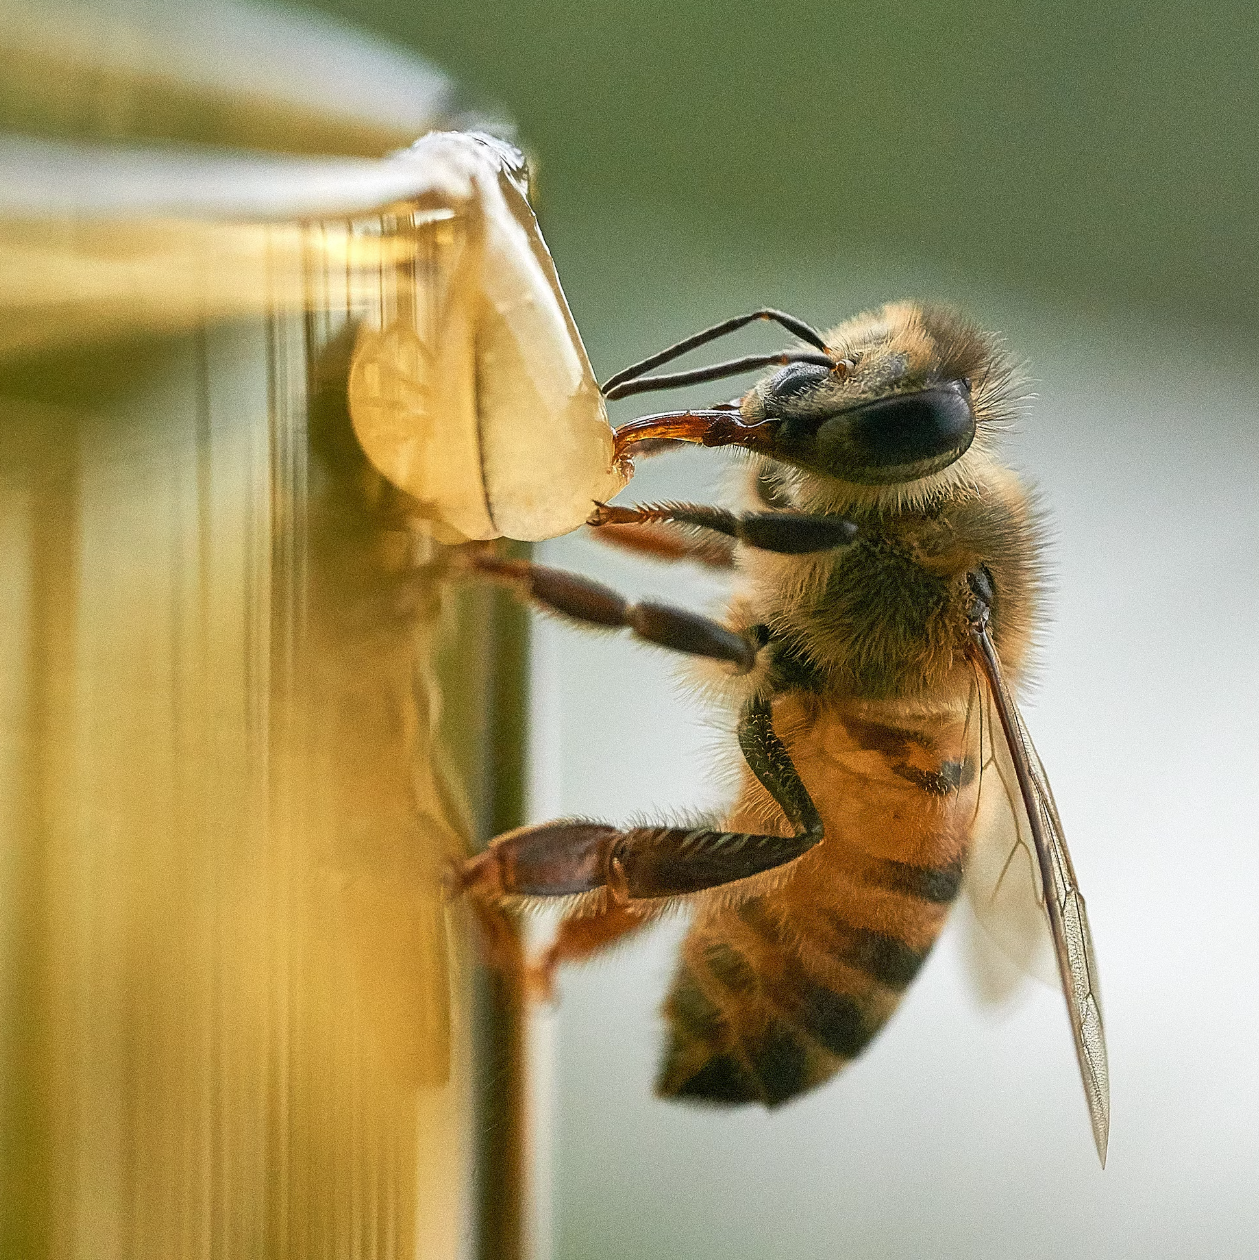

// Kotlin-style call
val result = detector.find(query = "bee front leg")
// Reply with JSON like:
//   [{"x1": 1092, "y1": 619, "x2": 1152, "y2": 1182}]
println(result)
[
  {"x1": 589, "y1": 502, "x2": 857, "y2": 554},
  {"x1": 588, "y1": 519, "x2": 737, "y2": 569}
]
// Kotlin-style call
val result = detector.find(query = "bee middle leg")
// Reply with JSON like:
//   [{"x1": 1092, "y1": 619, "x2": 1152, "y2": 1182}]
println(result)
[{"x1": 468, "y1": 550, "x2": 760, "y2": 671}]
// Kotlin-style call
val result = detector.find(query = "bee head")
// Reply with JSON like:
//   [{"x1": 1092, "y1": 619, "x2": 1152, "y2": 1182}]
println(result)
[{"x1": 742, "y1": 302, "x2": 1017, "y2": 490}]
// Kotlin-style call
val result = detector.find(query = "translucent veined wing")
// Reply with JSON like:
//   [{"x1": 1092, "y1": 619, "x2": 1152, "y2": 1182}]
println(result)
[
  {"x1": 966, "y1": 621, "x2": 1110, "y2": 1166},
  {"x1": 964, "y1": 675, "x2": 1058, "y2": 994},
  {"x1": 0, "y1": 0, "x2": 628, "y2": 541}
]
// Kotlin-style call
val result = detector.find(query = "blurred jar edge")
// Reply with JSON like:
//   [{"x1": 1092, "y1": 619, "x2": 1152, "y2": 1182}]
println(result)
[
  {"x1": 0, "y1": 0, "x2": 627, "y2": 542},
  {"x1": 0, "y1": 0, "x2": 461, "y2": 157}
]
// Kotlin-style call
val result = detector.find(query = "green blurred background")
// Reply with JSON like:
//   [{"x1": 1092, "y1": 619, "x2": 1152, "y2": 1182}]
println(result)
[{"x1": 313, "y1": 0, "x2": 1258, "y2": 332}]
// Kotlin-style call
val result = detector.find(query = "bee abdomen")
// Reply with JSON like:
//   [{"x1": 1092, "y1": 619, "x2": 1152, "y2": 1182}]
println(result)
[
  {"x1": 658, "y1": 965, "x2": 839, "y2": 1106},
  {"x1": 656, "y1": 877, "x2": 953, "y2": 1108},
  {"x1": 819, "y1": 913, "x2": 928, "y2": 990},
  {"x1": 655, "y1": 689, "x2": 975, "y2": 1107}
]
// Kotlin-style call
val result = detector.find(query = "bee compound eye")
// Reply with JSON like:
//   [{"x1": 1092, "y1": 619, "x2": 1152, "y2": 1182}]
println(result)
[{"x1": 813, "y1": 380, "x2": 976, "y2": 483}]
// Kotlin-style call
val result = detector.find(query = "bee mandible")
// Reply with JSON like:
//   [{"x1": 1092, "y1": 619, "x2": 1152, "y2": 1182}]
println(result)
[{"x1": 457, "y1": 301, "x2": 1110, "y2": 1164}]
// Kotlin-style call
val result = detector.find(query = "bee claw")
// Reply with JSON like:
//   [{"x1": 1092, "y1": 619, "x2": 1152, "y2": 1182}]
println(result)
[
  {"x1": 525, "y1": 956, "x2": 561, "y2": 1006},
  {"x1": 440, "y1": 859, "x2": 463, "y2": 903}
]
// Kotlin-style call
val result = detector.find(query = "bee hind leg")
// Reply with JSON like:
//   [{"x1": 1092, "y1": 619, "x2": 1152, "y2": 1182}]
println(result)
[
  {"x1": 456, "y1": 813, "x2": 819, "y2": 912},
  {"x1": 528, "y1": 902, "x2": 655, "y2": 1001},
  {"x1": 455, "y1": 693, "x2": 824, "y2": 987}
]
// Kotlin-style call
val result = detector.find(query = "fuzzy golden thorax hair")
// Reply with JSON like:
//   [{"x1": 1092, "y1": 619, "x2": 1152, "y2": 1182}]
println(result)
[{"x1": 730, "y1": 458, "x2": 1044, "y2": 702}]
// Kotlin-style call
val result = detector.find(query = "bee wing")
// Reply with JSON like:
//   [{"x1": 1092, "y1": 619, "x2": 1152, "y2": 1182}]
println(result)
[
  {"x1": 964, "y1": 679, "x2": 1059, "y2": 992},
  {"x1": 967, "y1": 623, "x2": 1110, "y2": 1166}
]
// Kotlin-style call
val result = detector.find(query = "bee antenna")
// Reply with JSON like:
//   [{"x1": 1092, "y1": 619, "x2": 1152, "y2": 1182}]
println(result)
[
  {"x1": 604, "y1": 351, "x2": 834, "y2": 401},
  {"x1": 601, "y1": 308, "x2": 829, "y2": 395}
]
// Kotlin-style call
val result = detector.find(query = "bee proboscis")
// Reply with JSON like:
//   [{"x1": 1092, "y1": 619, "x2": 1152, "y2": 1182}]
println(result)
[{"x1": 458, "y1": 301, "x2": 1110, "y2": 1165}]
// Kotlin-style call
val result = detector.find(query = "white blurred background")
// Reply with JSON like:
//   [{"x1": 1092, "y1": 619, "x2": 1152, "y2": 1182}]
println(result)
[{"x1": 523, "y1": 219, "x2": 1259, "y2": 1259}]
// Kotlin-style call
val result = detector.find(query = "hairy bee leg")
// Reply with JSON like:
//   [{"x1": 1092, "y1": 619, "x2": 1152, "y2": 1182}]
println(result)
[
  {"x1": 736, "y1": 693, "x2": 825, "y2": 836},
  {"x1": 588, "y1": 520, "x2": 737, "y2": 569},
  {"x1": 469, "y1": 553, "x2": 758, "y2": 671},
  {"x1": 590, "y1": 502, "x2": 857, "y2": 555},
  {"x1": 455, "y1": 694, "x2": 824, "y2": 910},
  {"x1": 528, "y1": 903, "x2": 655, "y2": 1001},
  {"x1": 457, "y1": 816, "x2": 819, "y2": 905}
]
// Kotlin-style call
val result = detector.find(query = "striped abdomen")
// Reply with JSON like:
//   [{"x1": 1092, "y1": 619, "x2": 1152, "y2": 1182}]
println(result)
[{"x1": 657, "y1": 688, "x2": 979, "y2": 1106}]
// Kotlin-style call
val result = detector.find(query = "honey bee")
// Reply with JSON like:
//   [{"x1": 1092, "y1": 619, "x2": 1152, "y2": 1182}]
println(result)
[{"x1": 458, "y1": 301, "x2": 1110, "y2": 1164}]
